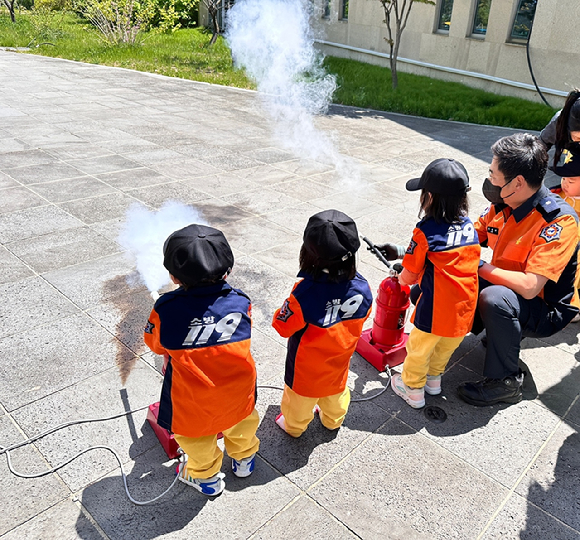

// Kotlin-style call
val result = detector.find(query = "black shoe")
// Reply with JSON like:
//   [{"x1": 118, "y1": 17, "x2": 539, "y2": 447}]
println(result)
[{"x1": 457, "y1": 374, "x2": 523, "y2": 407}]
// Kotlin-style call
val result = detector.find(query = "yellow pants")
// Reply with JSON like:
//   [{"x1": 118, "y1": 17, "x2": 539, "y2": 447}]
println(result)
[
  {"x1": 402, "y1": 327, "x2": 464, "y2": 389},
  {"x1": 173, "y1": 408, "x2": 260, "y2": 479},
  {"x1": 281, "y1": 385, "x2": 350, "y2": 438}
]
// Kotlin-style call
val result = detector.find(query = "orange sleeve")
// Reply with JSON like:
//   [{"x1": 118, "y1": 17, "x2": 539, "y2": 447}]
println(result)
[
  {"x1": 402, "y1": 227, "x2": 428, "y2": 275},
  {"x1": 272, "y1": 293, "x2": 306, "y2": 338},
  {"x1": 526, "y1": 214, "x2": 579, "y2": 282},
  {"x1": 144, "y1": 308, "x2": 165, "y2": 356}
]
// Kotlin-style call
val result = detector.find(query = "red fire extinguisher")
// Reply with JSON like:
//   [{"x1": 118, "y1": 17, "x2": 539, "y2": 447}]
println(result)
[{"x1": 356, "y1": 237, "x2": 410, "y2": 371}]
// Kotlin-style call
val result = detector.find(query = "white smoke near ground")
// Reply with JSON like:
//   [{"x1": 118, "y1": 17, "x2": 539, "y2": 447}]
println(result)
[
  {"x1": 226, "y1": 0, "x2": 359, "y2": 182},
  {"x1": 118, "y1": 201, "x2": 208, "y2": 293}
]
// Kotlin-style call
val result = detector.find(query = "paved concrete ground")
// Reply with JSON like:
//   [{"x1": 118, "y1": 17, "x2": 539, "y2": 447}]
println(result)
[{"x1": 1, "y1": 50, "x2": 579, "y2": 540}]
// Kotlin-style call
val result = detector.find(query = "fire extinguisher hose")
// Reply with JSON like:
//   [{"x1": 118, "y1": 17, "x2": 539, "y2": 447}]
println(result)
[{"x1": 0, "y1": 374, "x2": 392, "y2": 504}]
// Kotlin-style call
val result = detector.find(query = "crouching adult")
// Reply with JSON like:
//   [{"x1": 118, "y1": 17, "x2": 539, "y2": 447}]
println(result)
[
  {"x1": 458, "y1": 133, "x2": 579, "y2": 406},
  {"x1": 375, "y1": 133, "x2": 579, "y2": 407}
]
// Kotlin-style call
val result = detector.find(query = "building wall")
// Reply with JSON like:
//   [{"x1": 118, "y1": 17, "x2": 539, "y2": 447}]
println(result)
[{"x1": 316, "y1": 0, "x2": 579, "y2": 106}]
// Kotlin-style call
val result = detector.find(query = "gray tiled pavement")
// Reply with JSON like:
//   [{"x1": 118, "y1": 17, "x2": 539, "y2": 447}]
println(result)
[{"x1": 1, "y1": 50, "x2": 579, "y2": 539}]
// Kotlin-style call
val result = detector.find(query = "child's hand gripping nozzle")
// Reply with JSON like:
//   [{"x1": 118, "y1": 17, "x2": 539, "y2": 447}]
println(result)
[{"x1": 356, "y1": 237, "x2": 411, "y2": 371}]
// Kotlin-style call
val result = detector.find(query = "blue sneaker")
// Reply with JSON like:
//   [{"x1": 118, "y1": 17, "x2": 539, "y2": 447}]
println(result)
[
  {"x1": 176, "y1": 458, "x2": 225, "y2": 496},
  {"x1": 232, "y1": 453, "x2": 256, "y2": 478}
]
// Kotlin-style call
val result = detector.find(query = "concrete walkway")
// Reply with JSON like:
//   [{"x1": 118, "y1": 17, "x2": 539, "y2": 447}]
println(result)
[{"x1": 1, "y1": 51, "x2": 579, "y2": 540}]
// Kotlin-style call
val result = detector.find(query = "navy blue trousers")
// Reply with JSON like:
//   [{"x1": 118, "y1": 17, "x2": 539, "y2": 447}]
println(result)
[
  {"x1": 411, "y1": 280, "x2": 571, "y2": 380},
  {"x1": 473, "y1": 279, "x2": 569, "y2": 379}
]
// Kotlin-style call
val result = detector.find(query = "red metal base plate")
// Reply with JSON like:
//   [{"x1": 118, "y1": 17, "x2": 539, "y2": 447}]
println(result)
[
  {"x1": 146, "y1": 402, "x2": 181, "y2": 460},
  {"x1": 147, "y1": 402, "x2": 224, "y2": 460},
  {"x1": 355, "y1": 329, "x2": 408, "y2": 371}
]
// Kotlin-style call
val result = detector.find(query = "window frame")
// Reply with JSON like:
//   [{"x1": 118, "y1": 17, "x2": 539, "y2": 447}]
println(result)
[
  {"x1": 436, "y1": 0, "x2": 454, "y2": 33},
  {"x1": 471, "y1": 0, "x2": 492, "y2": 37},
  {"x1": 509, "y1": 0, "x2": 538, "y2": 43},
  {"x1": 340, "y1": 0, "x2": 348, "y2": 20},
  {"x1": 322, "y1": 0, "x2": 331, "y2": 19}
]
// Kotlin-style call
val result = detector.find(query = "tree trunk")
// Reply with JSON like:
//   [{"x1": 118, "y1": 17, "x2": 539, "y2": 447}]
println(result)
[
  {"x1": 208, "y1": 10, "x2": 219, "y2": 46},
  {"x1": 4, "y1": 0, "x2": 16, "y2": 22},
  {"x1": 390, "y1": 21, "x2": 402, "y2": 89},
  {"x1": 390, "y1": 56, "x2": 398, "y2": 89}
]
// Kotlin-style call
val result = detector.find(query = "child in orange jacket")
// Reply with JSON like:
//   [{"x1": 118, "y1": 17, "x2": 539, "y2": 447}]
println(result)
[
  {"x1": 376, "y1": 159, "x2": 481, "y2": 408},
  {"x1": 272, "y1": 210, "x2": 373, "y2": 437},
  {"x1": 548, "y1": 147, "x2": 580, "y2": 320},
  {"x1": 144, "y1": 224, "x2": 259, "y2": 496}
]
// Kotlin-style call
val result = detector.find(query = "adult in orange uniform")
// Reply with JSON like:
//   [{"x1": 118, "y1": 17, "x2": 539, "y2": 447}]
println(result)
[{"x1": 457, "y1": 134, "x2": 579, "y2": 406}]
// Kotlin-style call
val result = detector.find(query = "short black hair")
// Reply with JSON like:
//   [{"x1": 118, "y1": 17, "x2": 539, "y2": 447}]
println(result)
[
  {"x1": 491, "y1": 133, "x2": 547, "y2": 188},
  {"x1": 299, "y1": 244, "x2": 357, "y2": 283},
  {"x1": 420, "y1": 189, "x2": 469, "y2": 223},
  {"x1": 177, "y1": 276, "x2": 226, "y2": 291}
]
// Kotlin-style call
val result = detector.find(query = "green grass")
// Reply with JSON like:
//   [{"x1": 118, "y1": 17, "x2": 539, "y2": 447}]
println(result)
[
  {"x1": 0, "y1": 11, "x2": 254, "y2": 88},
  {"x1": 0, "y1": 10, "x2": 557, "y2": 129},
  {"x1": 324, "y1": 56, "x2": 557, "y2": 130}
]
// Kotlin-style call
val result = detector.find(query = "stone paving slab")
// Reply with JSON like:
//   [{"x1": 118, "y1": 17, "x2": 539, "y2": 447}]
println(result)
[
  {"x1": 1, "y1": 50, "x2": 579, "y2": 540},
  {"x1": 0, "y1": 500, "x2": 104, "y2": 540},
  {"x1": 309, "y1": 418, "x2": 509, "y2": 540},
  {"x1": 0, "y1": 416, "x2": 70, "y2": 536},
  {"x1": 10, "y1": 363, "x2": 161, "y2": 492}
]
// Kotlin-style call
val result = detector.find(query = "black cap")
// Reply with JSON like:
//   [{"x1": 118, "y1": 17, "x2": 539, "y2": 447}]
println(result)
[
  {"x1": 406, "y1": 158, "x2": 470, "y2": 195},
  {"x1": 163, "y1": 224, "x2": 234, "y2": 287},
  {"x1": 568, "y1": 99, "x2": 580, "y2": 132},
  {"x1": 303, "y1": 210, "x2": 360, "y2": 263},
  {"x1": 550, "y1": 149, "x2": 580, "y2": 178}
]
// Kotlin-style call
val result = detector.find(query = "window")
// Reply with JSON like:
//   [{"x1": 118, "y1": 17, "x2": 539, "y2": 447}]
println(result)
[
  {"x1": 218, "y1": 0, "x2": 235, "y2": 31},
  {"x1": 341, "y1": 0, "x2": 348, "y2": 20},
  {"x1": 437, "y1": 0, "x2": 453, "y2": 31},
  {"x1": 510, "y1": 0, "x2": 537, "y2": 40},
  {"x1": 323, "y1": 0, "x2": 330, "y2": 18},
  {"x1": 472, "y1": 0, "x2": 492, "y2": 35}
]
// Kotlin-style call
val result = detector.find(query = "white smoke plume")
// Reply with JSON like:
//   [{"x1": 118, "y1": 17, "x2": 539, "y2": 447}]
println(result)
[
  {"x1": 226, "y1": 0, "x2": 358, "y2": 180},
  {"x1": 118, "y1": 201, "x2": 208, "y2": 293}
]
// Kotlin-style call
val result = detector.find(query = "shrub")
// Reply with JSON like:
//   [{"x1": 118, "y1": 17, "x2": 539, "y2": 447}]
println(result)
[
  {"x1": 154, "y1": 0, "x2": 197, "y2": 32},
  {"x1": 34, "y1": 0, "x2": 69, "y2": 10},
  {"x1": 29, "y1": 5, "x2": 67, "y2": 41}
]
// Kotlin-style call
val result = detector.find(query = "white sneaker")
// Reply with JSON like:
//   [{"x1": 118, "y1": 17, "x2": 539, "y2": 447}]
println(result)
[
  {"x1": 571, "y1": 313, "x2": 580, "y2": 323},
  {"x1": 275, "y1": 413, "x2": 287, "y2": 432},
  {"x1": 391, "y1": 373, "x2": 425, "y2": 409},
  {"x1": 425, "y1": 375, "x2": 442, "y2": 395},
  {"x1": 176, "y1": 457, "x2": 225, "y2": 496},
  {"x1": 232, "y1": 453, "x2": 256, "y2": 478}
]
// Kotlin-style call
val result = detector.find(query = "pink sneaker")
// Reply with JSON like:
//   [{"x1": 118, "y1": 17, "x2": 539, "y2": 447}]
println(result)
[
  {"x1": 391, "y1": 373, "x2": 425, "y2": 409},
  {"x1": 275, "y1": 413, "x2": 287, "y2": 432},
  {"x1": 425, "y1": 375, "x2": 442, "y2": 396}
]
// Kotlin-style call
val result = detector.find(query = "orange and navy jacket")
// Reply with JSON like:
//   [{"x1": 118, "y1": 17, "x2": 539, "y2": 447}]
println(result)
[
  {"x1": 403, "y1": 216, "x2": 481, "y2": 338},
  {"x1": 475, "y1": 185, "x2": 579, "y2": 322},
  {"x1": 144, "y1": 282, "x2": 256, "y2": 438},
  {"x1": 272, "y1": 272, "x2": 372, "y2": 398}
]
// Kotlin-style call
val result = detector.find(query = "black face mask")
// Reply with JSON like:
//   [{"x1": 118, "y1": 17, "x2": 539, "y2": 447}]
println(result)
[{"x1": 482, "y1": 177, "x2": 515, "y2": 204}]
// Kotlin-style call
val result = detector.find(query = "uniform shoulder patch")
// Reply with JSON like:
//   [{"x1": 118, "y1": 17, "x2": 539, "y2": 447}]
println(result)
[
  {"x1": 144, "y1": 321, "x2": 155, "y2": 334},
  {"x1": 539, "y1": 223, "x2": 563, "y2": 243},
  {"x1": 406, "y1": 239, "x2": 418, "y2": 255},
  {"x1": 276, "y1": 299, "x2": 294, "y2": 322}
]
